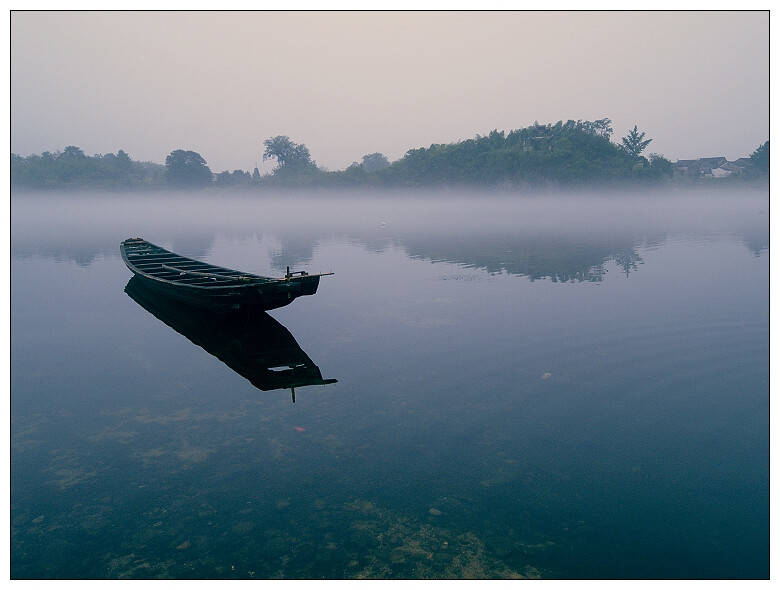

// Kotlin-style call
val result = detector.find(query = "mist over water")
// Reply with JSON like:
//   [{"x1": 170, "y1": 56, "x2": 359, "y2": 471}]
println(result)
[
  {"x1": 11, "y1": 188, "x2": 768, "y2": 579},
  {"x1": 11, "y1": 188, "x2": 768, "y2": 266}
]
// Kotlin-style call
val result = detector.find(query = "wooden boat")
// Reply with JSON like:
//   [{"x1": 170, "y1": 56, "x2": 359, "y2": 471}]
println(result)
[
  {"x1": 120, "y1": 238, "x2": 332, "y2": 312},
  {"x1": 125, "y1": 276, "x2": 337, "y2": 402}
]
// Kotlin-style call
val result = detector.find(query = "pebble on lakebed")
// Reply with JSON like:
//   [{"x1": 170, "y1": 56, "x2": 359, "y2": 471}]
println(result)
[{"x1": 429, "y1": 508, "x2": 443, "y2": 516}]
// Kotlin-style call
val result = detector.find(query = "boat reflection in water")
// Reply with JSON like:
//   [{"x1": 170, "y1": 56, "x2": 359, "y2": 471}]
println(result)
[{"x1": 124, "y1": 276, "x2": 337, "y2": 402}]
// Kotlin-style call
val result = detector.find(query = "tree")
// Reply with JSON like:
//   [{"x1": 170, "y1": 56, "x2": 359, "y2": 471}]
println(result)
[
  {"x1": 103, "y1": 149, "x2": 132, "y2": 173},
  {"x1": 361, "y1": 152, "x2": 390, "y2": 172},
  {"x1": 648, "y1": 153, "x2": 673, "y2": 179},
  {"x1": 115, "y1": 149, "x2": 132, "y2": 170},
  {"x1": 60, "y1": 145, "x2": 86, "y2": 159},
  {"x1": 581, "y1": 118, "x2": 613, "y2": 139},
  {"x1": 164, "y1": 149, "x2": 213, "y2": 187},
  {"x1": 750, "y1": 141, "x2": 768, "y2": 172},
  {"x1": 215, "y1": 169, "x2": 251, "y2": 188},
  {"x1": 262, "y1": 136, "x2": 313, "y2": 169},
  {"x1": 620, "y1": 126, "x2": 652, "y2": 159}
]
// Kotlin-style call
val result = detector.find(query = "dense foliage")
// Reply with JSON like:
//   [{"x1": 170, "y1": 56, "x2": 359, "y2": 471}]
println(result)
[
  {"x1": 325, "y1": 120, "x2": 671, "y2": 188},
  {"x1": 372, "y1": 121, "x2": 642, "y2": 187},
  {"x1": 11, "y1": 146, "x2": 164, "y2": 189},
  {"x1": 11, "y1": 120, "x2": 767, "y2": 191},
  {"x1": 750, "y1": 141, "x2": 769, "y2": 174}
]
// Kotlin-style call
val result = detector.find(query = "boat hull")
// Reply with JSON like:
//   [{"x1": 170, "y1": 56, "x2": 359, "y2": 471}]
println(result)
[
  {"x1": 129, "y1": 270, "x2": 321, "y2": 312},
  {"x1": 120, "y1": 238, "x2": 325, "y2": 312}
]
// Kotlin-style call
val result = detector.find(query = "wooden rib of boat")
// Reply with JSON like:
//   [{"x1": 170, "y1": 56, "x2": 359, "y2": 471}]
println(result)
[{"x1": 120, "y1": 238, "x2": 332, "y2": 312}]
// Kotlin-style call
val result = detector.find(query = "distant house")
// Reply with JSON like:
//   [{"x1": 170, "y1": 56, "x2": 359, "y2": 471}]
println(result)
[
  {"x1": 722, "y1": 158, "x2": 755, "y2": 176},
  {"x1": 672, "y1": 159, "x2": 698, "y2": 177},
  {"x1": 709, "y1": 167, "x2": 732, "y2": 179},
  {"x1": 672, "y1": 156, "x2": 741, "y2": 179},
  {"x1": 696, "y1": 157, "x2": 728, "y2": 176},
  {"x1": 523, "y1": 125, "x2": 553, "y2": 152}
]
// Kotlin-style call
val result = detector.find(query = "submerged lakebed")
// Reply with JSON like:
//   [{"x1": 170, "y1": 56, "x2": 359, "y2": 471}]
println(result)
[{"x1": 11, "y1": 189, "x2": 769, "y2": 579}]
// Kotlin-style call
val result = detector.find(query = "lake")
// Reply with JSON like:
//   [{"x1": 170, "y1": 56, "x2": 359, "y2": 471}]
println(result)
[{"x1": 10, "y1": 189, "x2": 769, "y2": 579}]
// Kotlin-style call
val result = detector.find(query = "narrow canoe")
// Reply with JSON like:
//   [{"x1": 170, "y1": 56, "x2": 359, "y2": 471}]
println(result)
[{"x1": 120, "y1": 238, "x2": 332, "y2": 312}]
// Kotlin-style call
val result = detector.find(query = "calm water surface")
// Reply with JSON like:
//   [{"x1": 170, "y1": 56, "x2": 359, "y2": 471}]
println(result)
[{"x1": 11, "y1": 190, "x2": 769, "y2": 579}]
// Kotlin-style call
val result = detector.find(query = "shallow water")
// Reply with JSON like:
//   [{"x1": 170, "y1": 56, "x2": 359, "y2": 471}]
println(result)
[{"x1": 11, "y1": 189, "x2": 769, "y2": 579}]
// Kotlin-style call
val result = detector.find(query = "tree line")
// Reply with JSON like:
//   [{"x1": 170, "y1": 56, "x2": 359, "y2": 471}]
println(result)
[{"x1": 10, "y1": 120, "x2": 770, "y2": 191}]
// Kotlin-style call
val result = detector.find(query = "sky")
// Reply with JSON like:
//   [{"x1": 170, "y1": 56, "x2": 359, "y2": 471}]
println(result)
[{"x1": 10, "y1": 10, "x2": 769, "y2": 173}]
